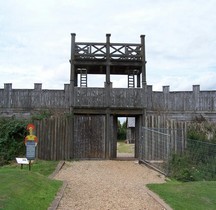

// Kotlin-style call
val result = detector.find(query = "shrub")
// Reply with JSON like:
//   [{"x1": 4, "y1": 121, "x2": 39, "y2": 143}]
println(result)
[
  {"x1": 168, "y1": 122, "x2": 216, "y2": 182},
  {"x1": 0, "y1": 118, "x2": 28, "y2": 165},
  {"x1": 168, "y1": 153, "x2": 195, "y2": 182}
]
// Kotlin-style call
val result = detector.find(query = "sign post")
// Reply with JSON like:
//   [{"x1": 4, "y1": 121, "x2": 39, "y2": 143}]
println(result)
[
  {"x1": 24, "y1": 124, "x2": 38, "y2": 170},
  {"x1": 16, "y1": 158, "x2": 29, "y2": 169}
]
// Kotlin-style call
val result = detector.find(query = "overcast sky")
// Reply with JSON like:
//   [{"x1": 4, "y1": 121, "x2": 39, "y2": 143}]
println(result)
[{"x1": 1, "y1": 0, "x2": 216, "y2": 91}]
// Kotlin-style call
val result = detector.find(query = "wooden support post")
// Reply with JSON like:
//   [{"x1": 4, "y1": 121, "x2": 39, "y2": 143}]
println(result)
[
  {"x1": 137, "y1": 73, "x2": 141, "y2": 88},
  {"x1": 135, "y1": 115, "x2": 141, "y2": 158},
  {"x1": 70, "y1": 33, "x2": 76, "y2": 110},
  {"x1": 69, "y1": 34, "x2": 76, "y2": 158},
  {"x1": 106, "y1": 34, "x2": 111, "y2": 85},
  {"x1": 140, "y1": 35, "x2": 146, "y2": 87},
  {"x1": 29, "y1": 160, "x2": 31, "y2": 171},
  {"x1": 105, "y1": 109, "x2": 111, "y2": 159},
  {"x1": 112, "y1": 116, "x2": 118, "y2": 158},
  {"x1": 70, "y1": 33, "x2": 76, "y2": 86}
]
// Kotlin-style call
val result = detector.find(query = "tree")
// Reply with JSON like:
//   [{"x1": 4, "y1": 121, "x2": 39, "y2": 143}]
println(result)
[{"x1": 117, "y1": 120, "x2": 126, "y2": 140}]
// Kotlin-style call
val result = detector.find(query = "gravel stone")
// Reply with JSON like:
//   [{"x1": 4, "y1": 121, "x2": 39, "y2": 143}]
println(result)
[{"x1": 54, "y1": 160, "x2": 167, "y2": 210}]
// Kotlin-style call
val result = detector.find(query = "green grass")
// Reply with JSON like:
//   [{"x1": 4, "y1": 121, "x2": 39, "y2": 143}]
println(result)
[
  {"x1": 147, "y1": 180, "x2": 216, "y2": 210},
  {"x1": 117, "y1": 141, "x2": 134, "y2": 153},
  {"x1": 0, "y1": 160, "x2": 62, "y2": 210}
]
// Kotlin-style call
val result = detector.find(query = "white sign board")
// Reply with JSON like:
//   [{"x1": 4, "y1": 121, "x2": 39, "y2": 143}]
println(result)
[
  {"x1": 127, "y1": 117, "x2": 135, "y2": 128},
  {"x1": 16, "y1": 158, "x2": 29, "y2": 165}
]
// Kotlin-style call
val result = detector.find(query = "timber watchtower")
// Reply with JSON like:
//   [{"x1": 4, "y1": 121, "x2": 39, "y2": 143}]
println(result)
[
  {"x1": 69, "y1": 34, "x2": 147, "y2": 159},
  {"x1": 70, "y1": 33, "x2": 146, "y2": 88}
]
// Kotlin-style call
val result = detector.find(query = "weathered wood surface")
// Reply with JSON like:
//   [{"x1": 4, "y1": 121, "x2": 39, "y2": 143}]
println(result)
[
  {"x1": 35, "y1": 115, "x2": 105, "y2": 160},
  {"x1": 74, "y1": 42, "x2": 142, "y2": 61},
  {"x1": 110, "y1": 88, "x2": 144, "y2": 107},
  {"x1": 35, "y1": 117, "x2": 73, "y2": 160},
  {"x1": 74, "y1": 88, "x2": 105, "y2": 107},
  {"x1": 73, "y1": 115, "x2": 105, "y2": 159},
  {"x1": 34, "y1": 114, "x2": 188, "y2": 161},
  {"x1": 140, "y1": 115, "x2": 187, "y2": 163},
  {"x1": 2, "y1": 84, "x2": 216, "y2": 121}
]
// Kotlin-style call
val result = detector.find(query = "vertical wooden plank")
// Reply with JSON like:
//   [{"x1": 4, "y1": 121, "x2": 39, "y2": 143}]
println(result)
[
  {"x1": 56, "y1": 117, "x2": 60, "y2": 160},
  {"x1": 68, "y1": 116, "x2": 71, "y2": 159},
  {"x1": 39, "y1": 119, "x2": 43, "y2": 159},
  {"x1": 42, "y1": 119, "x2": 46, "y2": 160},
  {"x1": 70, "y1": 115, "x2": 74, "y2": 159},
  {"x1": 49, "y1": 118, "x2": 53, "y2": 161},
  {"x1": 54, "y1": 117, "x2": 58, "y2": 160},
  {"x1": 59, "y1": 117, "x2": 62, "y2": 160},
  {"x1": 62, "y1": 117, "x2": 66, "y2": 160},
  {"x1": 66, "y1": 116, "x2": 69, "y2": 159},
  {"x1": 39, "y1": 119, "x2": 44, "y2": 159}
]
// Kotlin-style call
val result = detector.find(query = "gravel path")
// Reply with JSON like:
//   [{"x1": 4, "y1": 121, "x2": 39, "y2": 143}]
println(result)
[{"x1": 54, "y1": 160, "x2": 168, "y2": 210}]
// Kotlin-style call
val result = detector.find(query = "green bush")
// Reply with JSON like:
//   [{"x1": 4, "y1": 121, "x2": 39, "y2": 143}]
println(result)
[
  {"x1": 168, "y1": 153, "x2": 195, "y2": 182},
  {"x1": 168, "y1": 122, "x2": 216, "y2": 182},
  {"x1": 0, "y1": 118, "x2": 28, "y2": 165},
  {"x1": 31, "y1": 110, "x2": 52, "y2": 120},
  {"x1": 168, "y1": 139, "x2": 216, "y2": 182},
  {"x1": 187, "y1": 122, "x2": 216, "y2": 143}
]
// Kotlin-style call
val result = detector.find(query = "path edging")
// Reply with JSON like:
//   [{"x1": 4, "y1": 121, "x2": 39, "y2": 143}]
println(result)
[
  {"x1": 48, "y1": 161, "x2": 68, "y2": 210},
  {"x1": 146, "y1": 187, "x2": 173, "y2": 210}
]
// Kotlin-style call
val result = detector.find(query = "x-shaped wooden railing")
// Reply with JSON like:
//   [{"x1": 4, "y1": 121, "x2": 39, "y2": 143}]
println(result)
[{"x1": 74, "y1": 42, "x2": 142, "y2": 60}]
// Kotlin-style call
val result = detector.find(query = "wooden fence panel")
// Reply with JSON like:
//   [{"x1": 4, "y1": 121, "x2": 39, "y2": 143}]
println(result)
[
  {"x1": 139, "y1": 115, "x2": 188, "y2": 175},
  {"x1": 74, "y1": 115, "x2": 105, "y2": 159},
  {"x1": 35, "y1": 115, "x2": 105, "y2": 160},
  {"x1": 35, "y1": 117, "x2": 73, "y2": 160}
]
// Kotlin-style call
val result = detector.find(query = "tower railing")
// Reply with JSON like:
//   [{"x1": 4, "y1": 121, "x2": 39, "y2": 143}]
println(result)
[{"x1": 74, "y1": 42, "x2": 142, "y2": 61}]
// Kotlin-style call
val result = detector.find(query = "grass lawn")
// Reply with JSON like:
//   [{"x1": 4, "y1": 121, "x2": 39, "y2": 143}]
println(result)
[
  {"x1": 117, "y1": 141, "x2": 134, "y2": 153},
  {"x1": 147, "y1": 180, "x2": 216, "y2": 210},
  {"x1": 0, "y1": 160, "x2": 62, "y2": 210}
]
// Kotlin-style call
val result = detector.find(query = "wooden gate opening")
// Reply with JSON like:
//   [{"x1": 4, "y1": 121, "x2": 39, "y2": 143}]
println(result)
[{"x1": 115, "y1": 116, "x2": 136, "y2": 159}]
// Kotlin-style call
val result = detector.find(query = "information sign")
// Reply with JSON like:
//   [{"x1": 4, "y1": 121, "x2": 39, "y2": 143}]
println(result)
[
  {"x1": 26, "y1": 141, "x2": 36, "y2": 160},
  {"x1": 16, "y1": 158, "x2": 29, "y2": 165},
  {"x1": 24, "y1": 123, "x2": 38, "y2": 162}
]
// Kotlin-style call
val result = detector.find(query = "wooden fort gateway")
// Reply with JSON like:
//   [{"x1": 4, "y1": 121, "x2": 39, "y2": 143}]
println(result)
[
  {"x1": 3, "y1": 34, "x2": 216, "y2": 160},
  {"x1": 69, "y1": 33, "x2": 147, "y2": 159}
]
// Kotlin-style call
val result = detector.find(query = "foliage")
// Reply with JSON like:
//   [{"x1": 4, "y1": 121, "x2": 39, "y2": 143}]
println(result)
[
  {"x1": 31, "y1": 110, "x2": 52, "y2": 120},
  {"x1": 117, "y1": 120, "x2": 127, "y2": 140},
  {"x1": 0, "y1": 160, "x2": 62, "y2": 210},
  {"x1": 169, "y1": 142, "x2": 216, "y2": 182},
  {"x1": 187, "y1": 121, "x2": 216, "y2": 143},
  {"x1": 168, "y1": 122, "x2": 216, "y2": 182},
  {"x1": 0, "y1": 118, "x2": 28, "y2": 166},
  {"x1": 168, "y1": 153, "x2": 194, "y2": 182},
  {"x1": 147, "y1": 180, "x2": 216, "y2": 210}
]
